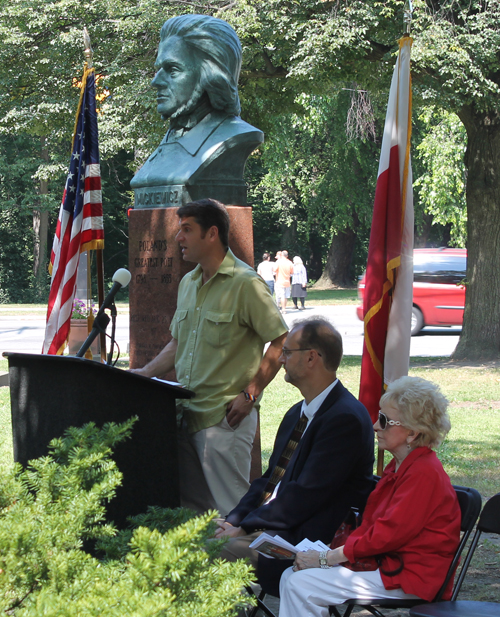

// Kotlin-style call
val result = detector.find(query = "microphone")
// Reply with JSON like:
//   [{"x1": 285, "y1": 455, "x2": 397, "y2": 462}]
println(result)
[
  {"x1": 95, "y1": 268, "x2": 132, "y2": 317},
  {"x1": 76, "y1": 268, "x2": 131, "y2": 359}
]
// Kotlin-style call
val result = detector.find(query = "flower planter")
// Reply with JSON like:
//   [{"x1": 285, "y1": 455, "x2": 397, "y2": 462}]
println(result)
[{"x1": 67, "y1": 319, "x2": 100, "y2": 358}]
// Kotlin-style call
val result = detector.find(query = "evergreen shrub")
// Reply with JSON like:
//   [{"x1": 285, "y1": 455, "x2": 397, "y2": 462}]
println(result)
[{"x1": 0, "y1": 419, "x2": 255, "y2": 616}]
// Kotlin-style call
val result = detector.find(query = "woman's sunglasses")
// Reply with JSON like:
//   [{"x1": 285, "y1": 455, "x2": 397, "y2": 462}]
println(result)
[{"x1": 378, "y1": 411, "x2": 403, "y2": 430}]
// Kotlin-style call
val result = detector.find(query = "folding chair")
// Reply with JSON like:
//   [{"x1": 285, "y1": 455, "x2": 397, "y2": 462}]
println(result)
[
  {"x1": 328, "y1": 484, "x2": 482, "y2": 617},
  {"x1": 409, "y1": 492, "x2": 500, "y2": 617},
  {"x1": 245, "y1": 586, "x2": 278, "y2": 617}
]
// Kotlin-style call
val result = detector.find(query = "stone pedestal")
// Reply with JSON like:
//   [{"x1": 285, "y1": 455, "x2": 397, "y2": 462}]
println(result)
[
  {"x1": 128, "y1": 205, "x2": 261, "y2": 480},
  {"x1": 128, "y1": 206, "x2": 254, "y2": 371}
]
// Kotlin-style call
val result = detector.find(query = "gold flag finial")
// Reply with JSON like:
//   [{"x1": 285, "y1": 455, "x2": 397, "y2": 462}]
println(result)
[{"x1": 83, "y1": 27, "x2": 93, "y2": 68}]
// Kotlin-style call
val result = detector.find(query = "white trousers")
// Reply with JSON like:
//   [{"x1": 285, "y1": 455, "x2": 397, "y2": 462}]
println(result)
[
  {"x1": 279, "y1": 566, "x2": 420, "y2": 617},
  {"x1": 178, "y1": 409, "x2": 258, "y2": 517}
]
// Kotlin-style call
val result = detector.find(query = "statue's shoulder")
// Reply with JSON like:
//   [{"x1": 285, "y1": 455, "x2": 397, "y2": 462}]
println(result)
[{"x1": 201, "y1": 111, "x2": 264, "y2": 145}]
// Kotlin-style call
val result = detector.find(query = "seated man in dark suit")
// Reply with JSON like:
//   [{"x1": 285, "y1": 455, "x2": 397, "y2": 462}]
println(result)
[{"x1": 215, "y1": 317, "x2": 375, "y2": 596}]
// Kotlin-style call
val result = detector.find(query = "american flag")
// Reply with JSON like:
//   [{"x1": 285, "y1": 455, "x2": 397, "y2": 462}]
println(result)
[{"x1": 42, "y1": 65, "x2": 104, "y2": 355}]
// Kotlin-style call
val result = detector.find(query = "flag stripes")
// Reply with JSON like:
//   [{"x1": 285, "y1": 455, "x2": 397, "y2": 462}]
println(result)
[
  {"x1": 43, "y1": 67, "x2": 104, "y2": 355},
  {"x1": 359, "y1": 36, "x2": 414, "y2": 422}
]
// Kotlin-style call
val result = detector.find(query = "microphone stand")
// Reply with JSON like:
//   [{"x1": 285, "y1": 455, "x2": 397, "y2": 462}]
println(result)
[
  {"x1": 76, "y1": 312, "x2": 110, "y2": 358},
  {"x1": 106, "y1": 302, "x2": 117, "y2": 365},
  {"x1": 75, "y1": 267, "x2": 131, "y2": 361}
]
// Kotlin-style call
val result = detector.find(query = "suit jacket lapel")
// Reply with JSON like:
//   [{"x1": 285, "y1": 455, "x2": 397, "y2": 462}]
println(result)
[
  {"x1": 281, "y1": 381, "x2": 344, "y2": 480},
  {"x1": 266, "y1": 401, "x2": 302, "y2": 476}
]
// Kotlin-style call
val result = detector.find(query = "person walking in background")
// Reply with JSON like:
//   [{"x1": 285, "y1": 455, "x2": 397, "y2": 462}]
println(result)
[
  {"x1": 292, "y1": 256, "x2": 308, "y2": 310},
  {"x1": 275, "y1": 250, "x2": 294, "y2": 314},
  {"x1": 257, "y1": 252, "x2": 276, "y2": 296},
  {"x1": 273, "y1": 250, "x2": 283, "y2": 301}
]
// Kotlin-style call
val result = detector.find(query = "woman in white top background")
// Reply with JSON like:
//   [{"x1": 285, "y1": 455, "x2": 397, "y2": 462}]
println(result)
[{"x1": 291, "y1": 256, "x2": 308, "y2": 310}]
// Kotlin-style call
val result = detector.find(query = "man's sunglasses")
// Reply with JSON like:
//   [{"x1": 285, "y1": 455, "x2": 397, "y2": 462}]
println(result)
[{"x1": 378, "y1": 411, "x2": 403, "y2": 430}]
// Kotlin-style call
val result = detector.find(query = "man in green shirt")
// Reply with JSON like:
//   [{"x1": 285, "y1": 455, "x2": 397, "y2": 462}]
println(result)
[{"x1": 132, "y1": 199, "x2": 288, "y2": 516}]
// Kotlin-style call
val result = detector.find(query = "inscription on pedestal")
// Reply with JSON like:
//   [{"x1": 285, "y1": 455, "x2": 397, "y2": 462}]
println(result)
[
  {"x1": 129, "y1": 209, "x2": 195, "y2": 371},
  {"x1": 129, "y1": 207, "x2": 255, "y2": 372},
  {"x1": 134, "y1": 185, "x2": 185, "y2": 209},
  {"x1": 134, "y1": 239, "x2": 174, "y2": 288}
]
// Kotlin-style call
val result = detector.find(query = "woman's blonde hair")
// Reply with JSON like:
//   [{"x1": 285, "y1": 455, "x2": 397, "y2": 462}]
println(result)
[{"x1": 381, "y1": 376, "x2": 451, "y2": 448}]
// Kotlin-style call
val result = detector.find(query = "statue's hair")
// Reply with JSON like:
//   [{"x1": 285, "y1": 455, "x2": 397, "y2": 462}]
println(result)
[{"x1": 160, "y1": 14, "x2": 241, "y2": 115}]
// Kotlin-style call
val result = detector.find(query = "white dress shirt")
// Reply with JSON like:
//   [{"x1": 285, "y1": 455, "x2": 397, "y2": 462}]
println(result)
[{"x1": 266, "y1": 379, "x2": 339, "y2": 503}]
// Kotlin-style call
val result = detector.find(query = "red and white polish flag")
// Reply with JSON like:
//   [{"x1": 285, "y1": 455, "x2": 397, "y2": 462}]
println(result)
[{"x1": 359, "y1": 36, "x2": 414, "y2": 422}]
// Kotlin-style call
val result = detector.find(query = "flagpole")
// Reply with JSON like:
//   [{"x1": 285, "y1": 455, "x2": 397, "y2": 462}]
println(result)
[
  {"x1": 375, "y1": 3, "x2": 414, "y2": 478},
  {"x1": 83, "y1": 29, "x2": 106, "y2": 363},
  {"x1": 404, "y1": 0, "x2": 413, "y2": 35}
]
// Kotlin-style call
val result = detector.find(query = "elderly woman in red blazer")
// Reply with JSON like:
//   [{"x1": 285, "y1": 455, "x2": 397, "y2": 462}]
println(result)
[{"x1": 279, "y1": 376, "x2": 460, "y2": 617}]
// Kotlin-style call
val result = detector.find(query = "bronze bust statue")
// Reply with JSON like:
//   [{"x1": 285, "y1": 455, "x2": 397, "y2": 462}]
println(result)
[{"x1": 131, "y1": 14, "x2": 264, "y2": 207}]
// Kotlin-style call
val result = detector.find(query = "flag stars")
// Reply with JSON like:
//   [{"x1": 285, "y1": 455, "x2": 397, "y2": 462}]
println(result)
[{"x1": 73, "y1": 151, "x2": 80, "y2": 161}]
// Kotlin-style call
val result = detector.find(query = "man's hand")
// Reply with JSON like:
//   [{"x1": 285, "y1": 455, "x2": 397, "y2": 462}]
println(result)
[
  {"x1": 225, "y1": 392, "x2": 255, "y2": 427},
  {"x1": 214, "y1": 521, "x2": 247, "y2": 539},
  {"x1": 129, "y1": 367, "x2": 152, "y2": 377},
  {"x1": 225, "y1": 332, "x2": 287, "y2": 428},
  {"x1": 127, "y1": 338, "x2": 178, "y2": 378}
]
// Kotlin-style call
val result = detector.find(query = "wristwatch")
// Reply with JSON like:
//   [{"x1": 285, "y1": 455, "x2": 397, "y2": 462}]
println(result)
[{"x1": 319, "y1": 550, "x2": 330, "y2": 569}]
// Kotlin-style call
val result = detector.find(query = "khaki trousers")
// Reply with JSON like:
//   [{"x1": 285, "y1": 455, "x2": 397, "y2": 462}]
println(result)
[{"x1": 178, "y1": 409, "x2": 258, "y2": 517}]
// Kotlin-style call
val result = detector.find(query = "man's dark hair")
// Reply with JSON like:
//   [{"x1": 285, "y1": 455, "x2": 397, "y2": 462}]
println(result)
[
  {"x1": 177, "y1": 199, "x2": 230, "y2": 249},
  {"x1": 293, "y1": 318, "x2": 343, "y2": 371},
  {"x1": 263, "y1": 252, "x2": 270, "y2": 261}
]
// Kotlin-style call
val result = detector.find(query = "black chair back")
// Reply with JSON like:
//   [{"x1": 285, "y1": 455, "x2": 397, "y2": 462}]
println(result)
[
  {"x1": 409, "y1": 492, "x2": 500, "y2": 617},
  {"x1": 329, "y1": 483, "x2": 482, "y2": 617},
  {"x1": 433, "y1": 485, "x2": 482, "y2": 601},
  {"x1": 450, "y1": 491, "x2": 500, "y2": 601}
]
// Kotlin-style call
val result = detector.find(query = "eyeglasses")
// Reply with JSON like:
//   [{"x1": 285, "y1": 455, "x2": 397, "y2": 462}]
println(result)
[
  {"x1": 281, "y1": 348, "x2": 322, "y2": 358},
  {"x1": 378, "y1": 411, "x2": 403, "y2": 430}
]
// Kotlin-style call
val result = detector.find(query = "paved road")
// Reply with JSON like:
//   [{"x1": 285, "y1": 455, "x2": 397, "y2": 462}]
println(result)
[{"x1": 1, "y1": 305, "x2": 461, "y2": 358}]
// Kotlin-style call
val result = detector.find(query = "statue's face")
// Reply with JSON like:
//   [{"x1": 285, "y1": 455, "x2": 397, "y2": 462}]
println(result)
[{"x1": 152, "y1": 36, "x2": 201, "y2": 119}]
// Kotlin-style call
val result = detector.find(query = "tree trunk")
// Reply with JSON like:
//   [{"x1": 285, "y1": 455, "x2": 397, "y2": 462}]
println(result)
[
  {"x1": 33, "y1": 209, "x2": 49, "y2": 276},
  {"x1": 453, "y1": 106, "x2": 500, "y2": 360},
  {"x1": 306, "y1": 228, "x2": 324, "y2": 281},
  {"x1": 33, "y1": 139, "x2": 50, "y2": 285},
  {"x1": 313, "y1": 228, "x2": 356, "y2": 288}
]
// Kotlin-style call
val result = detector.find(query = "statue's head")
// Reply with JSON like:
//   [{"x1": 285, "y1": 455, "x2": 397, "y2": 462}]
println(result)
[{"x1": 152, "y1": 14, "x2": 242, "y2": 121}]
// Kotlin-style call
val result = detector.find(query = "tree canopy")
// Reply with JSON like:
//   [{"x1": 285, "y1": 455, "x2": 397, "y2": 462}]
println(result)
[{"x1": 0, "y1": 0, "x2": 498, "y2": 358}]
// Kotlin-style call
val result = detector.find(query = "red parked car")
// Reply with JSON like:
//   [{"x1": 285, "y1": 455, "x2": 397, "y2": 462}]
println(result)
[{"x1": 356, "y1": 248, "x2": 467, "y2": 335}]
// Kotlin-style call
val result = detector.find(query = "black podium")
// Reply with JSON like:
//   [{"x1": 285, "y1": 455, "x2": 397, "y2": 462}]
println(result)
[{"x1": 3, "y1": 352, "x2": 194, "y2": 527}]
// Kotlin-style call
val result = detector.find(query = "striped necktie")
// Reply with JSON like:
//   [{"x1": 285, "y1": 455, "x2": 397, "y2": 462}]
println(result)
[{"x1": 259, "y1": 412, "x2": 308, "y2": 506}]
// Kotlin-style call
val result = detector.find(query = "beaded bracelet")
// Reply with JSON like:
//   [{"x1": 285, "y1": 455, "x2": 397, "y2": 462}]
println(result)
[{"x1": 241, "y1": 390, "x2": 257, "y2": 403}]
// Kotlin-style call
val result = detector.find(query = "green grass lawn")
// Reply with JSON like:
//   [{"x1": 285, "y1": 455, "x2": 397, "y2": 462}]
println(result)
[
  {"x1": 259, "y1": 357, "x2": 500, "y2": 499},
  {"x1": 0, "y1": 302, "x2": 130, "y2": 316},
  {"x1": 0, "y1": 291, "x2": 353, "y2": 314},
  {"x1": 304, "y1": 288, "x2": 358, "y2": 305},
  {"x1": 2, "y1": 356, "x2": 498, "y2": 499},
  {"x1": 2, "y1": 352, "x2": 499, "y2": 605}
]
